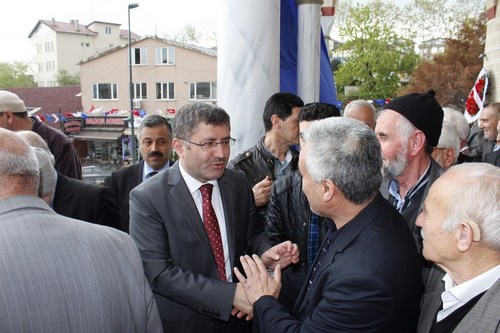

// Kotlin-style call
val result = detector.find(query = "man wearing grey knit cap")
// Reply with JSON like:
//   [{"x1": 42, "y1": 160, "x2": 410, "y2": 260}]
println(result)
[{"x1": 375, "y1": 89, "x2": 444, "y2": 255}]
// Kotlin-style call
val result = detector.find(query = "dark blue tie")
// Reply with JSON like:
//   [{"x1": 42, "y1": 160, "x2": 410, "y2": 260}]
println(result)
[{"x1": 308, "y1": 212, "x2": 320, "y2": 267}]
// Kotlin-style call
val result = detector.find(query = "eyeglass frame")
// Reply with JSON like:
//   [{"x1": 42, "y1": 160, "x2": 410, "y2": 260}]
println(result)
[{"x1": 182, "y1": 137, "x2": 236, "y2": 150}]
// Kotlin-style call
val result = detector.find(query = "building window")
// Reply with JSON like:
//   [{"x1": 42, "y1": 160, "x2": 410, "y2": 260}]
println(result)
[
  {"x1": 189, "y1": 82, "x2": 217, "y2": 100},
  {"x1": 133, "y1": 83, "x2": 147, "y2": 100},
  {"x1": 92, "y1": 83, "x2": 118, "y2": 100},
  {"x1": 105, "y1": 27, "x2": 112, "y2": 34},
  {"x1": 156, "y1": 82, "x2": 175, "y2": 100},
  {"x1": 155, "y1": 47, "x2": 175, "y2": 65},
  {"x1": 81, "y1": 42, "x2": 90, "y2": 47},
  {"x1": 132, "y1": 47, "x2": 147, "y2": 65}
]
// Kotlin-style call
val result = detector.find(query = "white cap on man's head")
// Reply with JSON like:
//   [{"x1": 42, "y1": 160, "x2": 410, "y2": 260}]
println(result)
[{"x1": 0, "y1": 90, "x2": 26, "y2": 113}]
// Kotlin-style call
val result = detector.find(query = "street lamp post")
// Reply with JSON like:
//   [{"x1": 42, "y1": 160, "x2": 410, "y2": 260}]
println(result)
[{"x1": 128, "y1": 3, "x2": 139, "y2": 163}]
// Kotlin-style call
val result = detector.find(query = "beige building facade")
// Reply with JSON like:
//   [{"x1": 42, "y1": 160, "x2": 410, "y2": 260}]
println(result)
[{"x1": 79, "y1": 36, "x2": 217, "y2": 119}]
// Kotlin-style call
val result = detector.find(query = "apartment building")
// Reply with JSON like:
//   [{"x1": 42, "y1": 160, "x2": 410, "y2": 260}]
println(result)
[
  {"x1": 28, "y1": 19, "x2": 138, "y2": 87},
  {"x1": 76, "y1": 36, "x2": 217, "y2": 166}
]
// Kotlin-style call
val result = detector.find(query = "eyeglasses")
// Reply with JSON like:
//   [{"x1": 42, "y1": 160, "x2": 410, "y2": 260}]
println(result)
[{"x1": 183, "y1": 138, "x2": 236, "y2": 150}]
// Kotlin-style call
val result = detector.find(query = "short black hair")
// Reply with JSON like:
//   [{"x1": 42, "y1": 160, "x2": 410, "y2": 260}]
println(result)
[
  {"x1": 263, "y1": 93, "x2": 304, "y2": 132},
  {"x1": 299, "y1": 102, "x2": 340, "y2": 122}
]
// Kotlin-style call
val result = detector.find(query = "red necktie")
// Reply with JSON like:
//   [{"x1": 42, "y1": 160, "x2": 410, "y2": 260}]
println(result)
[{"x1": 199, "y1": 184, "x2": 227, "y2": 281}]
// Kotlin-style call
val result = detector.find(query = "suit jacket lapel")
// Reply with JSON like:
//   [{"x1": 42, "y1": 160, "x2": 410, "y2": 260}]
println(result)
[
  {"x1": 217, "y1": 174, "x2": 235, "y2": 269},
  {"x1": 127, "y1": 162, "x2": 143, "y2": 191}
]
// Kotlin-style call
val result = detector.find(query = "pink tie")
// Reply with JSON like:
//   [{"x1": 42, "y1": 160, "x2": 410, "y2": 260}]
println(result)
[{"x1": 199, "y1": 184, "x2": 227, "y2": 281}]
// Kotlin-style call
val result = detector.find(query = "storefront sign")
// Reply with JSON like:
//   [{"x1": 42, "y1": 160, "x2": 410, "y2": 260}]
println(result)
[
  {"x1": 63, "y1": 117, "x2": 83, "y2": 135},
  {"x1": 84, "y1": 116, "x2": 127, "y2": 128}
]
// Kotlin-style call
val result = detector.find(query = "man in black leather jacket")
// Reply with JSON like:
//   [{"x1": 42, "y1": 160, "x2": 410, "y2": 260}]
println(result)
[
  {"x1": 265, "y1": 102, "x2": 340, "y2": 311},
  {"x1": 228, "y1": 93, "x2": 304, "y2": 224}
]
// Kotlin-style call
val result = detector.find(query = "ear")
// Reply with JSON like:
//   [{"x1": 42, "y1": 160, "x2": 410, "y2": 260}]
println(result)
[
  {"x1": 322, "y1": 179, "x2": 335, "y2": 202},
  {"x1": 409, "y1": 130, "x2": 426, "y2": 155},
  {"x1": 456, "y1": 221, "x2": 479, "y2": 252},
  {"x1": 443, "y1": 148, "x2": 455, "y2": 169},
  {"x1": 271, "y1": 114, "x2": 281, "y2": 128},
  {"x1": 5, "y1": 111, "x2": 14, "y2": 124},
  {"x1": 172, "y1": 138, "x2": 185, "y2": 157}
]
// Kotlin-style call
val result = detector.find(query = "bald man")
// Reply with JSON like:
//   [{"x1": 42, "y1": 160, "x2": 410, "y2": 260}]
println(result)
[{"x1": 343, "y1": 99, "x2": 376, "y2": 129}]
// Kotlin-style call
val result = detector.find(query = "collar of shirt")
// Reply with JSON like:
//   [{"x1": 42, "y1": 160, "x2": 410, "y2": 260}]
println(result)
[
  {"x1": 388, "y1": 161, "x2": 431, "y2": 212},
  {"x1": 261, "y1": 141, "x2": 294, "y2": 179},
  {"x1": 142, "y1": 161, "x2": 170, "y2": 181},
  {"x1": 437, "y1": 264, "x2": 500, "y2": 322}
]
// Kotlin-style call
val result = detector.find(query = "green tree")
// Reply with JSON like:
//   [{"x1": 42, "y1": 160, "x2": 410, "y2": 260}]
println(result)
[
  {"x1": 174, "y1": 24, "x2": 202, "y2": 44},
  {"x1": 401, "y1": 13, "x2": 486, "y2": 109},
  {"x1": 56, "y1": 69, "x2": 80, "y2": 86},
  {"x1": 402, "y1": 0, "x2": 484, "y2": 41},
  {"x1": 0, "y1": 61, "x2": 35, "y2": 88},
  {"x1": 334, "y1": 3, "x2": 418, "y2": 99}
]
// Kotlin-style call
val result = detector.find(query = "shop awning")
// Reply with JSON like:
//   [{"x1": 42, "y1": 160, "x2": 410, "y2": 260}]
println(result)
[{"x1": 72, "y1": 130, "x2": 124, "y2": 141}]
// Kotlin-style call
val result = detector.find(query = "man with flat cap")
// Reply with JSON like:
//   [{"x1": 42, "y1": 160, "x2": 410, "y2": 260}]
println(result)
[
  {"x1": 375, "y1": 89, "x2": 444, "y2": 254},
  {"x1": 0, "y1": 90, "x2": 82, "y2": 179}
]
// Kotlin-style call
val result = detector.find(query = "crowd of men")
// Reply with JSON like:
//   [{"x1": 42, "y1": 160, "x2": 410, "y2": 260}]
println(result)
[{"x1": 0, "y1": 89, "x2": 498, "y2": 333}]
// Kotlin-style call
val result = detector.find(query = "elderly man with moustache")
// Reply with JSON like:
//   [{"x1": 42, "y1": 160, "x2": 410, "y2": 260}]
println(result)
[
  {"x1": 375, "y1": 89, "x2": 444, "y2": 254},
  {"x1": 416, "y1": 163, "x2": 500, "y2": 332},
  {"x1": 108, "y1": 114, "x2": 174, "y2": 232}
]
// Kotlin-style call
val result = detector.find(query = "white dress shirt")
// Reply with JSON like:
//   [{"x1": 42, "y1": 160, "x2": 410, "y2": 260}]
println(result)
[{"x1": 437, "y1": 264, "x2": 500, "y2": 321}]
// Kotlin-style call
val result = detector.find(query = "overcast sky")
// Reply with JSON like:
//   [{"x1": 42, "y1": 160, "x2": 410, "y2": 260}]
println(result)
[{"x1": 0, "y1": 0, "x2": 219, "y2": 63}]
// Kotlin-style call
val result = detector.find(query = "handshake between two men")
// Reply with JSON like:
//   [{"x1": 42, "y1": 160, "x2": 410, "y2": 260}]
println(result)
[{"x1": 231, "y1": 240, "x2": 299, "y2": 320}]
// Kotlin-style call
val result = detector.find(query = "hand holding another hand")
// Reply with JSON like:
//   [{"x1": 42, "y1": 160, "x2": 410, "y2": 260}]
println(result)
[
  {"x1": 260, "y1": 240, "x2": 299, "y2": 270},
  {"x1": 234, "y1": 254, "x2": 282, "y2": 305}
]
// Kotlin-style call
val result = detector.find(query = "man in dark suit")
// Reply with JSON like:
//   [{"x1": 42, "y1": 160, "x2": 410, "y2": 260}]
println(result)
[
  {"x1": 416, "y1": 163, "x2": 500, "y2": 332},
  {"x1": 482, "y1": 118, "x2": 500, "y2": 167},
  {"x1": 108, "y1": 115, "x2": 173, "y2": 232},
  {"x1": 0, "y1": 128, "x2": 162, "y2": 332},
  {"x1": 235, "y1": 117, "x2": 423, "y2": 332},
  {"x1": 129, "y1": 102, "x2": 299, "y2": 333}
]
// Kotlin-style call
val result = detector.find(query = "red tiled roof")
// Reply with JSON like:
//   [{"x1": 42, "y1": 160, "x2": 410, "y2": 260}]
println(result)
[{"x1": 29, "y1": 20, "x2": 98, "y2": 37}]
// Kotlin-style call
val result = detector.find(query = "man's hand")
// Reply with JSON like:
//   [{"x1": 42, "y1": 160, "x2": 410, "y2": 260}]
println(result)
[
  {"x1": 231, "y1": 282, "x2": 254, "y2": 321},
  {"x1": 260, "y1": 240, "x2": 299, "y2": 270},
  {"x1": 234, "y1": 255, "x2": 282, "y2": 304},
  {"x1": 252, "y1": 176, "x2": 273, "y2": 207}
]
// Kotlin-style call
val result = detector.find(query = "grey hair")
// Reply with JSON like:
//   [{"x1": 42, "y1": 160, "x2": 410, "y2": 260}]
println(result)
[
  {"x1": 16, "y1": 130, "x2": 55, "y2": 165},
  {"x1": 33, "y1": 147, "x2": 57, "y2": 204},
  {"x1": 0, "y1": 141, "x2": 39, "y2": 194},
  {"x1": 443, "y1": 107, "x2": 469, "y2": 141},
  {"x1": 343, "y1": 99, "x2": 376, "y2": 115},
  {"x1": 303, "y1": 117, "x2": 382, "y2": 204},
  {"x1": 173, "y1": 102, "x2": 230, "y2": 140},
  {"x1": 442, "y1": 163, "x2": 500, "y2": 250},
  {"x1": 437, "y1": 121, "x2": 460, "y2": 163}
]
